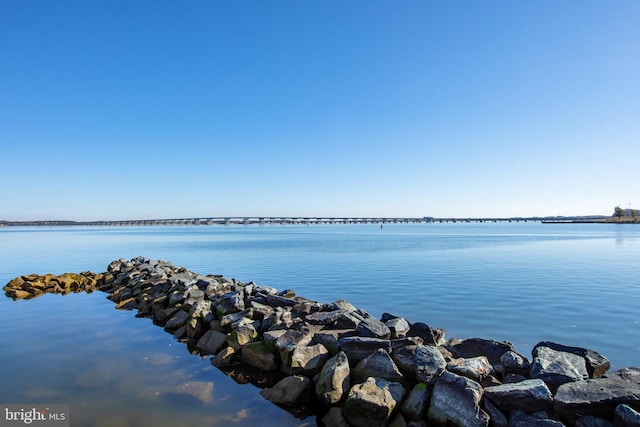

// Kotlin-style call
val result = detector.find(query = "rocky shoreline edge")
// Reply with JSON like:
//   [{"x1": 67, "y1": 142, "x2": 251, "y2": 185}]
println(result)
[{"x1": 4, "y1": 257, "x2": 640, "y2": 427}]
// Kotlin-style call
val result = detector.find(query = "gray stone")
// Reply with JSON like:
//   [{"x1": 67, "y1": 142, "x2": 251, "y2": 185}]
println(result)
[
  {"x1": 249, "y1": 301, "x2": 274, "y2": 320},
  {"x1": 263, "y1": 329, "x2": 287, "y2": 350},
  {"x1": 255, "y1": 285, "x2": 278, "y2": 295},
  {"x1": 275, "y1": 330, "x2": 312, "y2": 366},
  {"x1": 306, "y1": 309, "x2": 347, "y2": 325},
  {"x1": 531, "y1": 344, "x2": 589, "y2": 392},
  {"x1": 173, "y1": 324, "x2": 187, "y2": 339},
  {"x1": 262, "y1": 293, "x2": 297, "y2": 308},
  {"x1": 220, "y1": 310, "x2": 253, "y2": 329},
  {"x1": 357, "y1": 313, "x2": 392, "y2": 339},
  {"x1": 241, "y1": 341, "x2": 278, "y2": 371},
  {"x1": 407, "y1": 322, "x2": 445, "y2": 346},
  {"x1": 484, "y1": 379, "x2": 553, "y2": 413},
  {"x1": 554, "y1": 367, "x2": 640, "y2": 422},
  {"x1": 196, "y1": 330, "x2": 228, "y2": 355},
  {"x1": 400, "y1": 383, "x2": 431, "y2": 422},
  {"x1": 338, "y1": 337, "x2": 392, "y2": 364},
  {"x1": 286, "y1": 343, "x2": 329, "y2": 376},
  {"x1": 336, "y1": 310, "x2": 366, "y2": 329},
  {"x1": 482, "y1": 398, "x2": 508, "y2": 427},
  {"x1": 259, "y1": 375, "x2": 312, "y2": 406},
  {"x1": 313, "y1": 329, "x2": 358, "y2": 355},
  {"x1": 211, "y1": 346, "x2": 235, "y2": 368},
  {"x1": 186, "y1": 288, "x2": 204, "y2": 305},
  {"x1": 164, "y1": 309, "x2": 189, "y2": 331},
  {"x1": 614, "y1": 404, "x2": 640, "y2": 427},
  {"x1": 427, "y1": 370, "x2": 489, "y2": 427},
  {"x1": 386, "y1": 317, "x2": 411, "y2": 339},
  {"x1": 267, "y1": 314, "x2": 291, "y2": 332},
  {"x1": 508, "y1": 410, "x2": 566, "y2": 427},
  {"x1": 215, "y1": 292, "x2": 244, "y2": 316},
  {"x1": 534, "y1": 341, "x2": 610, "y2": 378},
  {"x1": 344, "y1": 377, "x2": 406, "y2": 427},
  {"x1": 449, "y1": 338, "x2": 514, "y2": 369},
  {"x1": 353, "y1": 348, "x2": 405, "y2": 384},
  {"x1": 391, "y1": 344, "x2": 446, "y2": 384},
  {"x1": 500, "y1": 351, "x2": 531, "y2": 378},
  {"x1": 447, "y1": 356, "x2": 495, "y2": 383},
  {"x1": 230, "y1": 323, "x2": 258, "y2": 347},
  {"x1": 323, "y1": 299, "x2": 356, "y2": 312},
  {"x1": 168, "y1": 290, "x2": 185, "y2": 306},
  {"x1": 575, "y1": 416, "x2": 614, "y2": 427},
  {"x1": 315, "y1": 351, "x2": 351, "y2": 405}
]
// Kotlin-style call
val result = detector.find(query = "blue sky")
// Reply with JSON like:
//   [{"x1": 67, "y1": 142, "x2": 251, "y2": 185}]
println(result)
[{"x1": 1, "y1": 1, "x2": 638, "y2": 221}]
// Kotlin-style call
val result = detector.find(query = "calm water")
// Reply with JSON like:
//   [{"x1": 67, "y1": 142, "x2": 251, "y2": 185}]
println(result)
[{"x1": 1, "y1": 223, "x2": 639, "y2": 426}]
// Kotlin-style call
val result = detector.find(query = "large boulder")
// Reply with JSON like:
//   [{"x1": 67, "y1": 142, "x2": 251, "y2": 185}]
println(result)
[
  {"x1": 534, "y1": 341, "x2": 610, "y2": 378},
  {"x1": 286, "y1": 343, "x2": 329, "y2": 376},
  {"x1": 484, "y1": 379, "x2": 553, "y2": 413},
  {"x1": 386, "y1": 317, "x2": 411, "y2": 339},
  {"x1": 338, "y1": 337, "x2": 391, "y2": 364},
  {"x1": 427, "y1": 370, "x2": 489, "y2": 427},
  {"x1": 313, "y1": 329, "x2": 359, "y2": 355},
  {"x1": 259, "y1": 375, "x2": 312, "y2": 406},
  {"x1": 164, "y1": 309, "x2": 189, "y2": 331},
  {"x1": 215, "y1": 291, "x2": 244, "y2": 317},
  {"x1": 353, "y1": 349, "x2": 405, "y2": 384},
  {"x1": 407, "y1": 322, "x2": 445, "y2": 346},
  {"x1": 306, "y1": 309, "x2": 349, "y2": 326},
  {"x1": 315, "y1": 351, "x2": 351, "y2": 405},
  {"x1": 357, "y1": 313, "x2": 392, "y2": 339},
  {"x1": 196, "y1": 330, "x2": 228, "y2": 355},
  {"x1": 275, "y1": 330, "x2": 312, "y2": 367},
  {"x1": 500, "y1": 350, "x2": 530, "y2": 377},
  {"x1": 554, "y1": 367, "x2": 640, "y2": 422},
  {"x1": 448, "y1": 338, "x2": 514, "y2": 370},
  {"x1": 343, "y1": 377, "x2": 406, "y2": 427},
  {"x1": 614, "y1": 404, "x2": 640, "y2": 427},
  {"x1": 531, "y1": 343, "x2": 589, "y2": 392},
  {"x1": 241, "y1": 341, "x2": 278, "y2": 371},
  {"x1": 400, "y1": 382, "x2": 431, "y2": 422},
  {"x1": 391, "y1": 344, "x2": 446, "y2": 384},
  {"x1": 447, "y1": 356, "x2": 494, "y2": 383}
]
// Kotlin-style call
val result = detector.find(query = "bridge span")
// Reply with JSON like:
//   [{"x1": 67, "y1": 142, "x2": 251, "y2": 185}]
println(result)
[{"x1": 80, "y1": 216, "x2": 541, "y2": 226}]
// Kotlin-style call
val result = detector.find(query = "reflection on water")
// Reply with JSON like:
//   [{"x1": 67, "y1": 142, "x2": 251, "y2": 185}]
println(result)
[{"x1": 0, "y1": 291, "x2": 311, "y2": 427}]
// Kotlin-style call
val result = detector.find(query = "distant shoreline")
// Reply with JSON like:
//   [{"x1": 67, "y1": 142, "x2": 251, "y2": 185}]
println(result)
[{"x1": 4, "y1": 215, "x2": 637, "y2": 227}]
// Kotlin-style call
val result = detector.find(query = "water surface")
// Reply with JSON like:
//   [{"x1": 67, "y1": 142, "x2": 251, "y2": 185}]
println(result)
[{"x1": 1, "y1": 223, "x2": 639, "y2": 426}]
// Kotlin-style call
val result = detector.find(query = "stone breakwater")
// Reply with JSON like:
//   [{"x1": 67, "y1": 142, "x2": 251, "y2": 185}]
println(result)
[{"x1": 4, "y1": 257, "x2": 640, "y2": 427}]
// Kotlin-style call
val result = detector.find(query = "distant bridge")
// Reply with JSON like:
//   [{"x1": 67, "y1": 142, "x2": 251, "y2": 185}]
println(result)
[{"x1": 1, "y1": 216, "x2": 555, "y2": 227}]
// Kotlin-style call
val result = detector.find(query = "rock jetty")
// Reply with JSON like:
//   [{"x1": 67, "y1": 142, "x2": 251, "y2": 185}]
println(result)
[{"x1": 4, "y1": 257, "x2": 640, "y2": 427}]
